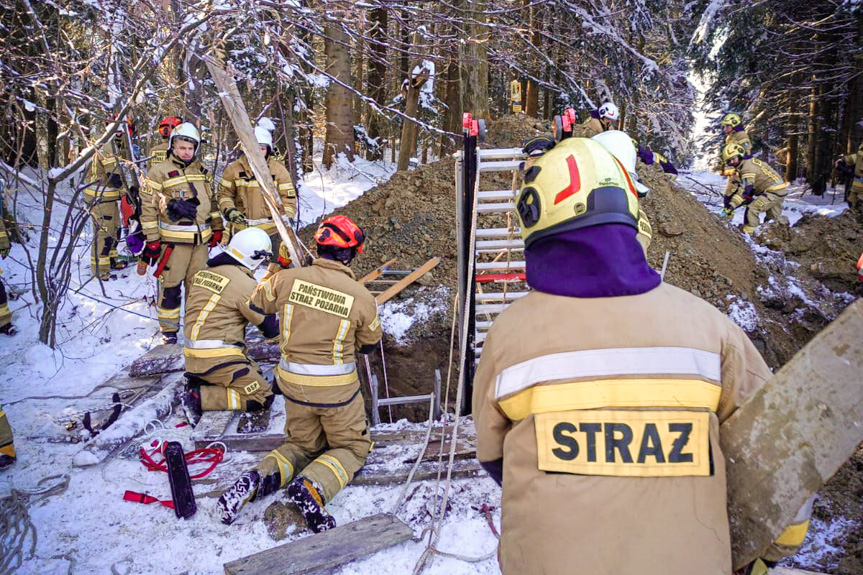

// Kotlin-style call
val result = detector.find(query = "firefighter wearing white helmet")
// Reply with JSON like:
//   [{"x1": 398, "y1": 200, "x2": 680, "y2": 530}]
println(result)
[
  {"x1": 582, "y1": 101, "x2": 619, "y2": 137},
  {"x1": 140, "y1": 122, "x2": 224, "y2": 344},
  {"x1": 474, "y1": 136, "x2": 810, "y2": 575},
  {"x1": 591, "y1": 130, "x2": 654, "y2": 257},
  {"x1": 180, "y1": 227, "x2": 278, "y2": 426},
  {"x1": 218, "y1": 124, "x2": 297, "y2": 251}
]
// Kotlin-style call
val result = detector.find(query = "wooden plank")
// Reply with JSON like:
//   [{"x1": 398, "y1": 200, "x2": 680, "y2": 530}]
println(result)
[
  {"x1": 352, "y1": 458, "x2": 483, "y2": 486},
  {"x1": 375, "y1": 257, "x2": 440, "y2": 305},
  {"x1": 769, "y1": 569, "x2": 829, "y2": 575},
  {"x1": 129, "y1": 343, "x2": 184, "y2": 377},
  {"x1": 204, "y1": 56, "x2": 305, "y2": 268},
  {"x1": 723, "y1": 299, "x2": 863, "y2": 569},
  {"x1": 223, "y1": 513, "x2": 413, "y2": 575},
  {"x1": 359, "y1": 258, "x2": 397, "y2": 285}
]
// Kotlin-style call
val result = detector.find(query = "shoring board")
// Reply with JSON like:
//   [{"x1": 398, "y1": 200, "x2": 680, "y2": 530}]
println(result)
[
  {"x1": 375, "y1": 257, "x2": 440, "y2": 305},
  {"x1": 358, "y1": 258, "x2": 398, "y2": 285},
  {"x1": 130, "y1": 339, "x2": 279, "y2": 377},
  {"x1": 724, "y1": 299, "x2": 863, "y2": 569},
  {"x1": 223, "y1": 513, "x2": 413, "y2": 575}
]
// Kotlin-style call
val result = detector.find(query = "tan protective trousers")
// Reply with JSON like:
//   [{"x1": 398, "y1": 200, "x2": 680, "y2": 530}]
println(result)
[
  {"x1": 743, "y1": 191, "x2": 786, "y2": 233},
  {"x1": 0, "y1": 277, "x2": 10, "y2": 330},
  {"x1": 0, "y1": 405, "x2": 15, "y2": 459},
  {"x1": 848, "y1": 181, "x2": 863, "y2": 210},
  {"x1": 189, "y1": 359, "x2": 272, "y2": 411},
  {"x1": 156, "y1": 243, "x2": 209, "y2": 333},
  {"x1": 256, "y1": 388, "x2": 371, "y2": 503},
  {"x1": 89, "y1": 200, "x2": 120, "y2": 277}
]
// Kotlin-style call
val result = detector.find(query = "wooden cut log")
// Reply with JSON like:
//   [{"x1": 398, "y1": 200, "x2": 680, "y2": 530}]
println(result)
[
  {"x1": 724, "y1": 299, "x2": 863, "y2": 569},
  {"x1": 223, "y1": 513, "x2": 413, "y2": 575}
]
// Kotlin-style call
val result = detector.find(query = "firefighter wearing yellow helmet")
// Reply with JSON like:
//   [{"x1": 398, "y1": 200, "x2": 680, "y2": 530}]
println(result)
[
  {"x1": 721, "y1": 112, "x2": 752, "y2": 196},
  {"x1": 721, "y1": 142, "x2": 789, "y2": 233},
  {"x1": 473, "y1": 137, "x2": 810, "y2": 575},
  {"x1": 835, "y1": 141, "x2": 863, "y2": 211}
]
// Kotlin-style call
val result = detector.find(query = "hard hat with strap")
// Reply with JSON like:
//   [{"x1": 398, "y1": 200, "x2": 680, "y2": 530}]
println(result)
[
  {"x1": 314, "y1": 215, "x2": 366, "y2": 254},
  {"x1": 722, "y1": 142, "x2": 746, "y2": 164},
  {"x1": 169, "y1": 122, "x2": 201, "y2": 153},
  {"x1": 598, "y1": 102, "x2": 620, "y2": 122},
  {"x1": 720, "y1": 112, "x2": 742, "y2": 127},
  {"x1": 591, "y1": 130, "x2": 650, "y2": 197},
  {"x1": 158, "y1": 116, "x2": 183, "y2": 138},
  {"x1": 254, "y1": 126, "x2": 274, "y2": 151},
  {"x1": 516, "y1": 137, "x2": 640, "y2": 248},
  {"x1": 226, "y1": 227, "x2": 272, "y2": 270}
]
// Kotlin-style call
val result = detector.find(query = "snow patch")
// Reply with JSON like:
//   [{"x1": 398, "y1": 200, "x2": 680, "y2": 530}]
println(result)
[
  {"x1": 379, "y1": 287, "x2": 450, "y2": 345},
  {"x1": 726, "y1": 296, "x2": 759, "y2": 332}
]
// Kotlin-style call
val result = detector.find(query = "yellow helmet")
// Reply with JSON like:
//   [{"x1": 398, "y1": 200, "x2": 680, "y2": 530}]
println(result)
[
  {"x1": 722, "y1": 142, "x2": 746, "y2": 164},
  {"x1": 721, "y1": 112, "x2": 742, "y2": 127},
  {"x1": 516, "y1": 138, "x2": 640, "y2": 248}
]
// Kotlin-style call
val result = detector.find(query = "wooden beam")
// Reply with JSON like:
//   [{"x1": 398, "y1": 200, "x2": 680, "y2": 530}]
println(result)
[
  {"x1": 359, "y1": 258, "x2": 397, "y2": 284},
  {"x1": 223, "y1": 513, "x2": 413, "y2": 575},
  {"x1": 724, "y1": 299, "x2": 863, "y2": 569},
  {"x1": 375, "y1": 257, "x2": 440, "y2": 305},
  {"x1": 204, "y1": 55, "x2": 306, "y2": 268}
]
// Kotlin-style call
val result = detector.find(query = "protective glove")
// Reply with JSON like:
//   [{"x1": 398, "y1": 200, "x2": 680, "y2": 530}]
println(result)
[
  {"x1": 209, "y1": 231, "x2": 223, "y2": 248},
  {"x1": 277, "y1": 243, "x2": 292, "y2": 269},
  {"x1": 742, "y1": 184, "x2": 755, "y2": 204},
  {"x1": 720, "y1": 207, "x2": 734, "y2": 218},
  {"x1": 723, "y1": 194, "x2": 733, "y2": 209},
  {"x1": 142, "y1": 240, "x2": 161, "y2": 265},
  {"x1": 637, "y1": 145, "x2": 654, "y2": 165},
  {"x1": 225, "y1": 208, "x2": 246, "y2": 226},
  {"x1": 166, "y1": 197, "x2": 200, "y2": 222}
]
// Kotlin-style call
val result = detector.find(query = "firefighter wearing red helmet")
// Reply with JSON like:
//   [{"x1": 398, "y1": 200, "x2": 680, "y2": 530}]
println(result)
[
  {"x1": 149, "y1": 116, "x2": 182, "y2": 169},
  {"x1": 217, "y1": 214, "x2": 381, "y2": 532}
]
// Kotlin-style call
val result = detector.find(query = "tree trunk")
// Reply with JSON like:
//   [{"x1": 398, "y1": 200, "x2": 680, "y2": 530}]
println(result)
[
  {"x1": 354, "y1": 12, "x2": 365, "y2": 126},
  {"x1": 397, "y1": 33, "x2": 428, "y2": 172},
  {"x1": 323, "y1": 21, "x2": 354, "y2": 168},
  {"x1": 785, "y1": 113, "x2": 799, "y2": 183},
  {"x1": 366, "y1": 7, "x2": 388, "y2": 161},
  {"x1": 458, "y1": 0, "x2": 489, "y2": 119},
  {"x1": 440, "y1": 56, "x2": 462, "y2": 157},
  {"x1": 524, "y1": 2, "x2": 540, "y2": 118},
  {"x1": 805, "y1": 82, "x2": 818, "y2": 188}
]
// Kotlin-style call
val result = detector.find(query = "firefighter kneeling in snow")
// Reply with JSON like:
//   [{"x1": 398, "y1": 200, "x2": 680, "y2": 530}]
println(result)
[
  {"x1": 140, "y1": 122, "x2": 224, "y2": 344},
  {"x1": 474, "y1": 137, "x2": 810, "y2": 575},
  {"x1": 218, "y1": 215, "x2": 381, "y2": 532},
  {"x1": 180, "y1": 227, "x2": 278, "y2": 426},
  {"x1": 721, "y1": 142, "x2": 789, "y2": 234}
]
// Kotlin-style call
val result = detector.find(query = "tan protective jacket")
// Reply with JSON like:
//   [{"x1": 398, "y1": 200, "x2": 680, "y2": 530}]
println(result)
[
  {"x1": 581, "y1": 117, "x2": 608, "y2": 138},
  {"x1": 84, "y1": 140, "x2": 127, "y2": 204},
  {"x1": 183, "y1": 262, "x2": 269, "y2": 372},
  {"x1": 473, "y1": 282, "x2": 772, "y2": 575},
  {"x1": 141, "y1": 155, "x2": 223, "y2": 244},
  {"x1": 250, "y1": 258, "x2": 381, "y2": 405},
  {"x1": 842, "y1": 152, "x2": 863, "y2": 193},
  {"x1": 218, "y1": 155, "x2": 297, "y2": 232},
  {"x1": 148, "y1": 141, "x2": 169, "y2": 169},
  {"x1": 729, "y1": 157, "x2": 788, "y2": 209}
]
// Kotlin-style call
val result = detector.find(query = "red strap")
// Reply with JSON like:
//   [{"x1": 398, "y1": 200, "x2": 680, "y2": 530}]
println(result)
[
  {"x1": 138, "y1": 443, "x2": 225, "y2": 479},
  {"x1": 475, "y1": 272, "x2": 526, "y2": 284},
  {"x1": 123, "y1": 490, "x2": 175, "y2": 509}
]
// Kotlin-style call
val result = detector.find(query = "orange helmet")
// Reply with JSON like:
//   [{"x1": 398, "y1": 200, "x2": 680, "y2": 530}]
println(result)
[
  {"x1": 158, "y1": 116, "x2": 183, "y2": 138},
  {"x1": 314, "y1": 215, "x2": 365, "y2": 254},
  {"x1": 106, "y1": 115, "x2": 134, "y2": 136}
]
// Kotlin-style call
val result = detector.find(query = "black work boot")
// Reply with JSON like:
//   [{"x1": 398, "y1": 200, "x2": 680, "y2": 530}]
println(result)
[
  {"x1": 162, "y1": 331, "x2": 178, "y2": 345},
  {"x1": 217, "y1": 470, "x2": 261, "y2": 525},
  {"x1": 0, "y1": 324, "x2": 17, "y2": 336},
  {"x1": 180, "y1": 382, "x2": 202, "y2": 427},
  {"x1": 287, "y1": 476, "x2": 336, "y2": 533},
  {"x1": 0, "y1": 453, "x2": 16, "y2": 470}
]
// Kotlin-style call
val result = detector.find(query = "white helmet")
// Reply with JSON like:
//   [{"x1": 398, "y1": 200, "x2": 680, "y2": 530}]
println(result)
[
  {"x1": 591, "y1": 130, "x2": 650, "y2": 197},
  {"x1": 257, "y1": 117, "x2": 276, "y2": 132},
  {"x1": 226, "y1": 227, "x2": 272, "y2": 270},
  {"x1": 598, "y1": 102, "x2": 620, "y2": 122},
  {"x1": 254, "y1": 125, "x2": 273, "y2": 151},
  {"x1": 169, "y1": 122, "x2": 201, "y2": 152}
]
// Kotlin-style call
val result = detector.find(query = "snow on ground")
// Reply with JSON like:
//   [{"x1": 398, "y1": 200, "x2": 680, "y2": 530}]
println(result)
[
  {"x1": 379, "y1": 286, "x2": 450, "y2": 345},
  {"x1": 0, "y1": 155, "x2": 504, "y2": 575}
]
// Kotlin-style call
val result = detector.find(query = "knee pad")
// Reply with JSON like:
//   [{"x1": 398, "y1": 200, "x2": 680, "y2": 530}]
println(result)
[{"x1": 161, "y1": 284, "x2": 182, "y2": 309}]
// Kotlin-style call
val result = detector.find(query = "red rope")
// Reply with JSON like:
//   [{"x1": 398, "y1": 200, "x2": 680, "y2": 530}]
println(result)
[{"x1": 138, "y1": 441, "x2": 225, "y2": 479}]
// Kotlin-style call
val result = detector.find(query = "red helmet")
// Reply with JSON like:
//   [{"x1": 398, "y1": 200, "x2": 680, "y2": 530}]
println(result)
[
  {"x1": 314, "y1": 215, "x2": 365, "y2": 254},
  {"x1": 158, "y1": 116, "x2": 183, "y2": 138}
]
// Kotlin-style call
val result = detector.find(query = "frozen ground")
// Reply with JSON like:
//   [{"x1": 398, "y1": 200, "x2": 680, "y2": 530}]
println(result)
[{"x1": 0, "y1": 152, "x2": 855, "y2": 573}]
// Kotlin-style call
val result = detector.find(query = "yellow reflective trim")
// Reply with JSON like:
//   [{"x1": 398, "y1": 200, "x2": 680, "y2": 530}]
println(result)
[
  {"x1": 498, "y1": 379, "x2": 721, "y2": 421},
  {"x1": 209, "y1": 211, "x2": 221, "y2": 220},
  {"x1": 162, "y1": 173, "x2": 204, "y2": 188},
  {"x1": 184, "y1": 346, "x2": 246, "y2": 359},
  {"x1": 262, "y1": 278, "x2": 276, "y2": 303},
  {"x1": 0, "y1": 304, "x2": 10, "y2": 316},
  {"x1": 276, "y1": 366, "x2": 357, "y2": 387},
  {"x1": 332, "y1": 319, "x2": 350, "y2": 364},
  {"x1": 282, "y1": 303, "x2": 294, "y2": 348},
  {"x1": 0, "y1": 444, "x2": 15, "y2": 457},
  {"x1": 774, "y1": 520, "x2": 810, "y2": 547},
  {"x1": 156, "y1": 306, "x2": 181, "y2": 318},
  {"x1": 158, "y1": 228, "x2": 212, "y2": 243},
  {"x1": 190, "y1": 293, "x2": 221, "y2": 340},
  {"x1": 141, "y1": 221, "x2": 159, "y2": 230},
  {"x1": 316, "y1": 454, "x2": 348, "y2": 489},
  {"x1": 84, "y1": 188, "x2": 122, "y2": 200},
  {"x1": 263, "y1": 451, "x2": 294, "y2": 486},
  {"x1": 369, "y1": 314, "x2": 381, "y2": 332},
  {"x1": 226, "y1": 389, "x2": 242, "y2": 410},
  {"x1": 767, "y1": 182, "x2": 789, "y2": 192},
  {"x1": 144, "y1": 178, "x2": 163, "y2": 191},
  {"x1": 536, "y1": 409, "x2": 711, "y2": 477}
]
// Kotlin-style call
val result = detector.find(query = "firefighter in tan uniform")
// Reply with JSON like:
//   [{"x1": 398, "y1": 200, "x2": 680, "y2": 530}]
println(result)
[
  {"x1": 180, "y1": 228, "x2": 278, "y2": 426},
  {"x1": 474, "y1": 137, "x2": 810, "y2": 575},
  {"x1": 84, "y1": 120, "x2": 134, "y2": 280},
  {"x1": 835, "y1": 142, "x2": 863, "y2": 210},
  {"x1": 218, "y1": 215, "x2": 381, "y2": 532},
  {"x1": 140, "y1": 122, "x2": 223, "y2": 344},
  {"x1": 0, "y1": 404, "x2": 15, "y2": 469},
  {"x1": 0, "y1": 204, "x2": 15, "y2": 336},
  {"x1": 218, "y1": 126, "x2": 296, "y2": 249},
  {"x1": 148, "y1": 116, "x2": 182, "y2": 170},
  {"x1": 582, "y1": 102, "x2": 619, "y2": 137},
  {"x1": 721, "y1": 143, "x2": 789, "y2": 234},
  {"x1": 721, "y1": 112, "x2": 752, "y2": 196}
]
